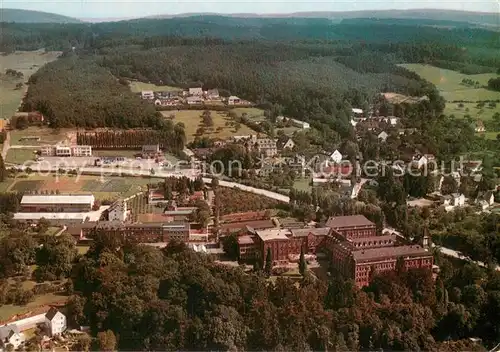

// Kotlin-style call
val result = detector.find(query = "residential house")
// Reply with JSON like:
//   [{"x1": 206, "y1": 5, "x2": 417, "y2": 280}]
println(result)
[
  {"x1": 475, "y1": 120, "x2": 486, "y2": 133},
  {"x1": 475, "y1": 191, "x2": 495, "y2": 210},
  {"x1": 412, "y1": 154, "x2": 436, "y2": 168},
  {"x1": 227, "y1": 96, "x2": 241, "y2": 105},
  {"x1": 141, "y1": 91, "x2": 154, "y2": 100},
  {"x1": 0, "y1": 325, "x2": 25, "y2": 349},
  {"x1": 186, "y1": 96, "x2": 203, "y2": 105},
  {"x1": 44, "y1": 308, "x2": 67, "y2": 336},
  {"x1": 256, "y1": 138, "x2": 278, "y2": 157},
  {"x1": 282, "y1": 138, "x2": 295, "y2": 150},
  {"x1": 443, "y1": 193, "x2": 465, "y2": 207},
  {"x1": 352, "y1": 108, "x2": 363, "y2": 117},
  {"x1": 206, "y1": 89, "x2": 220, "y2": 99},
  {"x1": 330, "y1": 150, "x2": 343, "y2": 163},
  {"x1": 378, "y1": 131, "x2": 389, "y2": 142},
  {"x1": 189, "y1": 87, "x2": 203, "y2": 96},
  {"x1": 276, "y1": 116, "x2": 310, "y2": 129},
  {"x1": 350, "y1": 119, "x2": 358, "y2": 127}
]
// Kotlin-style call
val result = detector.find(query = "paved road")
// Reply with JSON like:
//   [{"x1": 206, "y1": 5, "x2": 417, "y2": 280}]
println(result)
[
  {"x1": 13, "y1": 163, "x2": 292, "y2": 203},
  {"x1": 383, "y1": 227, "x2": 500, "y2": 271}
]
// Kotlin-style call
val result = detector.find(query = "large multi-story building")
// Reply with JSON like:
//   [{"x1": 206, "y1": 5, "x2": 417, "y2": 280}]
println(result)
[
  {"x1": 41, "y1": 144, "x2": 92, "y2": 157},
  {"x1": 326, "y1": 215, "x2": 377, "y2": 239},
  {"x1": 236, "y1": 214, "x2": 433, "y2": 287},
  {"x1": 256, "y1": 138, "x2": 278, "y2": 157},
  {"x1": 84, "y1": 221, "x2": 192, "y2": 243},
  {"x1": 19, "y1": 194, "x2": 95, "y2": 213}
]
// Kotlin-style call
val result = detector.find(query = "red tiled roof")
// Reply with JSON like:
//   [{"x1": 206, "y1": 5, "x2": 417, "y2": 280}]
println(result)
[
  {"x1": 352, "y1": 245, "x2": 430, "y2": 262},
  {"x1": 221, "y1": 219, "x2": 275, "y2": 232},
  {"x1": 326, "y1": 215, "x2": 374, "y2": 229}
]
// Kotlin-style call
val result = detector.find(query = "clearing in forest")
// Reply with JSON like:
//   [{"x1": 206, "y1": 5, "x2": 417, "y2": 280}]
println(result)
[{"x1": 161, "y1": 109, "x2": 257, "y2": 142}]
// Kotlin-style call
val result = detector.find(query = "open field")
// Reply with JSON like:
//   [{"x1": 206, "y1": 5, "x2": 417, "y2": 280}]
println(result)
[
  {"x1": 443, "y1": 102, "x2": 500, "y2": 121},
  {"x1": 6, "y1": 174, "x2": 160, "y2": 201},
  {"x1": 0, "y1": 293, "x2": 68, "y2": 321},
  {"x1": 293, "y1": 178, "x2": 312, "y2": 193},
  {"x1": 231, "y1": 107, "x2": 266, "y2": 120},
  {"x1": 5, "y1": 148, "x2": 37, "y2": 164},
  {"x1": 480, "y1": 131, "x2": 499, "y2": 140},
  {"x1": 10, "y1": 127, "x2": 75, "y2": 146},
  {"x1": 0, "y1": 51, "x2": 61, "y2": 120},
  {"x1": 129, "y1": 81, "x2": 182, "y2": 93},
  {"x1": 400, "y1": 64, "x2": 500, "y2": 123},
  {"x1": 161, "y1": 110, "x2": 257, "y2": 142},
  {"x1": 400, "y1": 64, "x2": 500, "y2": 102}
]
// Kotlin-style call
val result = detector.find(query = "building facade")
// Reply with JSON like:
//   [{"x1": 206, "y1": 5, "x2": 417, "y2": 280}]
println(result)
[
  {"x1": 41, "y1": 144, "x2": 92, "y2": 157},
  {"x1": 19, "y1": 194, "x2": 95, "y2": 213}
]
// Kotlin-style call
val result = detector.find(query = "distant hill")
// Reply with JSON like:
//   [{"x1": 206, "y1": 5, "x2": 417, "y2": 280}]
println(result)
[
  {"x1": 146, "y1": 9, "x2": 499, "y2": 27},
  {"x1": 0, "y1": 9, "x2": 82, "y2": 23}
]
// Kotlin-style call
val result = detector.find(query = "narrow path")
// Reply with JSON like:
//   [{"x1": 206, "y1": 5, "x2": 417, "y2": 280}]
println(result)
[{"x1": 1, "y1": 131, "x2": 11, "y2": 160}]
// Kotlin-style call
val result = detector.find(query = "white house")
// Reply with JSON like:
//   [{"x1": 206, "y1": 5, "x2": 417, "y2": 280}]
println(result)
[
  {"x1": 44, "y1": 308, "x2": 66, "y2": 337},
  {"x1": 186, "y1": 96, "x2": 203, "y2": 105},
  {"x1": 474, "y1": 120, "x2": 486, "y2": 133},
  {"x1": 189, "y1": 87, "x2": 203, "y2": 96},
  {"x1": 350, "y1": 119, "x2": 358, "y2": 127},
  {"x1": 443, "y1": 193, "x2": 465, "y2": 207},
  {"x1": 412, "y1": 154, "x2": 435, "y2": 168},
  {"x1": 108, "y1": 199, "x2": 129, "y2": 222},
  {"x1": 227, "y1": 96, "x2": 241, "y2": 105},
  {"x1": 206, "y1": 89, "x2": 220, "y2": 99},
  {"x1": 141, "y1": 91, "x2": 154, "y2": 100},
  {"x1": 283, "y1": 138, "x2": 295, "y2": 150},
  {"x1": 0, "y1": 325, "x2": 25, "y2": 349},
  {"x1": 378, "y1": 131, "x2": 389, "y2": 142},
  {"x1": 330, "y1": 150, "x2": 343, "y2": 163},
  {"x1": 475, "y1": 191, "x2": 495, "y2": 210},
  {"x1": 352, "y1": 108, "x2": 363, "y2": 117}
]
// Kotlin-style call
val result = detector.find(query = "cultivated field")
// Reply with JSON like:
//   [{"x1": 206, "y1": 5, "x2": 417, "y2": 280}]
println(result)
[
  {"x1": 10, "y1": 127, "x2": 75, "y2": 146},
  {"x1": 5, "y1": 174, "x2": 161, "y2": 201},
  {"x1": 161, "y1": 110, "x2": 257, "y2": 142},
  {"x1": 129, "y1": 81, "x2": 182, "y2": 93},
  {"x1": 401, "y1": 63, "x2": 500, "y2": 137},
  {"x1": 399, "y1": 64, "x2": 500, "y2": 102},
  {"x1": 0, "y1": 50, "x2": 61, "y2": 120}
]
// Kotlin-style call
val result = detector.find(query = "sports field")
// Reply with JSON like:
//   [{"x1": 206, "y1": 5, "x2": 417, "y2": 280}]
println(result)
[
  {"x1": 129, "y1": 81, "x2": 182, "y2": 93},
  {"x1": 0, "y1": 50, "x2": 61, "y2": 120},
  {"x1": 10, "y1": 127, "x2": 75, "y2": 146},
  {"x1": 6, "y1": 174, "x2": 161, "y2": 201},
  {"x1": 161, "y1": 110, "x2": 257, "y2": 142}
]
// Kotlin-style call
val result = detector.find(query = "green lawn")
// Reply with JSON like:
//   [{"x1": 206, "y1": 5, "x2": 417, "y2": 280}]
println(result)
[
  {"x1": 161, "y1": 110, "x2": 257, "y2": 142},
  {"x1": 293, "y1": 178, "x2": 312, "y2": 193},
  {"x1": 480, "y1": 131, "x2": 499, "y2": 140},
  {"x1": 94, "y1": 149, "x2": 139, "y2": 158},
  {"x1": 5, "y1": 148, "x2": 37, "y2": 164},
  {"x1": 444, "y1": 102, "x2": 500, "y2": 121},
  {"x1": 400, "y1": 64, "x2": 500, "y2": 122},
  {"x1": 0, "y1": 293, "x2": 68, "y2": 321},
  {"x1": 399, "y1": 64, "x2": 500, "y2": 102},
  {"x1": 231, "y1": 107, "x2": 266, "y2": 120},
  {"x1": 129, "y1": 81, "x2": 182, "y2": 93},
  {"x1": 10, "y1": 127, "x2": 74, "y2": 146}
]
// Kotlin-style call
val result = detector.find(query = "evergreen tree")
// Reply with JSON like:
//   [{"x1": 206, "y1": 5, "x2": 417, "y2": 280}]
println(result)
[
  {"x1": 264, "y1": 247, "x2": 272, "y2": 276},
  {"x1": 299, "y1": 247, "x2": 307, "y2": 276},
  {"x1": 0, "y1": 154, "x2": 6, "y2": 182}
]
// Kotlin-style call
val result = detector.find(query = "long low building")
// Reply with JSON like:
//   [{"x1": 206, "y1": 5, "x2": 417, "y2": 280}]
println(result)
[{"x1": 19, "y1": 194, "x2": 95, "y2": 213}]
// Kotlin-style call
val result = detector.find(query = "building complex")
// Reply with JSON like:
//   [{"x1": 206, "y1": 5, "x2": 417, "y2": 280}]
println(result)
[{"x1": 236, "y1": 214, "x2": 433, "y2": 287}]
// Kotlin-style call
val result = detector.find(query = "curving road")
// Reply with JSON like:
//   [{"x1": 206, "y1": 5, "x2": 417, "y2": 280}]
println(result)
[{"x1": 13, "y1": 163, "x2": 291, "y2": 203}]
